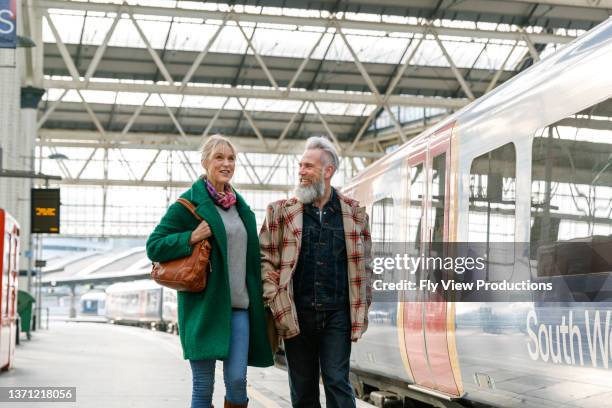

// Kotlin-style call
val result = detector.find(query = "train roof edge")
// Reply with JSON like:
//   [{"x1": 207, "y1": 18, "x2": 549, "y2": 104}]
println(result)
[{"x1": 343, "y1": 17, "x2": 612, "y2": 194}]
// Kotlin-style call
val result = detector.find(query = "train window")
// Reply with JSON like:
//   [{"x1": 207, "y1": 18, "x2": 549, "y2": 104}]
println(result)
[
  {"x1": 371, "y1": 197, "x2": 394, "y2": 244},
  {"x1": 530, "y1": 97, "x2": 612, "y2": 275},
  {"x1": 408, "y1": 163, "x2": 425, "y2": 250},
  {"x1": 468, "y1": 143, "x2": 516, "y2": 243},
  {"x1": 146, "y1": 291, "x2": 159, "y2": 313},
  {"x1": 430, "y1": 154, "x2": 447, "y2": 245}
]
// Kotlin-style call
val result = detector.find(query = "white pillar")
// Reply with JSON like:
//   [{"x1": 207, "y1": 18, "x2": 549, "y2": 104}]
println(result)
[
  {"x1": 21, "y1": 86, "x2": 45, "y2": 292},
  {"x1": 0, "y1": 48, "x2": 20, "y2": 214}
]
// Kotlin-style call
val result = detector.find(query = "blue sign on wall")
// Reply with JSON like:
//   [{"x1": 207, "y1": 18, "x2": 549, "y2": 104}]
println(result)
[{"x1": 0, "y1": 0, "x2": 16, "y2": 49}]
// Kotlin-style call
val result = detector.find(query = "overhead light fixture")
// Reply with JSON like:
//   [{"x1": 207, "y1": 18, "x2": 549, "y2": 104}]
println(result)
[
  {"x1": 16, "y1": 35, "x2": 36, "y2": 48},
  {"x1": 48, "y1": 153, "x2": 69, "y2": 160}
]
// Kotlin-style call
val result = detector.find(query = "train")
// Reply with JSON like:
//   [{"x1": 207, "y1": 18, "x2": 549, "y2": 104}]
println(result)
[
  {"x1": 103, "y1": 19, "x2": 611, "y2": 407},
  {"x1": 105, "y1": 280, "x2": 178, "y2": 333},
  {"x1": 0, "y1": 209, "x2": 19, "y2": 371},
  {"x1": 341, "y1": 17, "x2": 612, "y2": 408},
  {"x1": 79, "y1": 291, "x2": 106, "y2": 316}
]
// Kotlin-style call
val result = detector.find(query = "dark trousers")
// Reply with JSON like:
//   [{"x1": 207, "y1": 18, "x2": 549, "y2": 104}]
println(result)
[{"x1": 284, "y1": 307, "x2": 355, "y2": 408}]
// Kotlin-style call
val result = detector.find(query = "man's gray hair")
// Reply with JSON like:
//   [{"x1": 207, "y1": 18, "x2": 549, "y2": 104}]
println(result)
[{"x1": 305, "y1": 136, "x2": 340, "y2": 172}]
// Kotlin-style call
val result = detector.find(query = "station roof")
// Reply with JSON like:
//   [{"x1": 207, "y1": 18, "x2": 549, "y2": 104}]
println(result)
[{"x1": 36, "y1": 0, "x2": 611, "y2": 149}]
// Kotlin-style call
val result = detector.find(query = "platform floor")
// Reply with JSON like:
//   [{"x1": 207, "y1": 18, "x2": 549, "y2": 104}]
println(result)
[{"x1": 3, "y1": 322, "x2": 375, "y2": 408}]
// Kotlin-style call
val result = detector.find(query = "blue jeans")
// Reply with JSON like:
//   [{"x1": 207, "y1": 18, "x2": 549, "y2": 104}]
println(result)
[
  {"x1": 189, "y1": 309, "x2": 250, "y2": 408},
  {"x1": 284, "y1": 307, "x2": 355, "y2": 408}
]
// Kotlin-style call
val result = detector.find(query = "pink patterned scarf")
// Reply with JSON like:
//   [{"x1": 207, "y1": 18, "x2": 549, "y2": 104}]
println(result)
[{"x1": 203, "y1": 177, "x2": 237, "y2": 210}]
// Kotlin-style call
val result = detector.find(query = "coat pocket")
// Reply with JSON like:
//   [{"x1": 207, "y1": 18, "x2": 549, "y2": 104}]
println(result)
[{"x1": 269, "y1": 286, "x2": 295, "y2": 335}]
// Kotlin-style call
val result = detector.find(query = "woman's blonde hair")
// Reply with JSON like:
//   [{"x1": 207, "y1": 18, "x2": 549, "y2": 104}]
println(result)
[{"x1": 200, "y1": 135, "x2": 238, "y2": 173}]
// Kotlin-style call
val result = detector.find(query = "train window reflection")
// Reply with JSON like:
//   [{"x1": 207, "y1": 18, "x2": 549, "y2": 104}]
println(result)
[
  {"x1": 408, "y1": 163, "x2": 425, "y2": 251},
  {"x1": 146, "y1": 291, "x2": 159, "y2": 313},
  {"x1": 469, "y1": 143, "x2": 516, "y2": 243},
  {"x1": 430, "y1": 154, "x2": 446, "y2": 244},
  {"x1": 371, "y1": 197, "x2": 394, "y2": 244},
  {"x1": 469, "y1": 143, "x2": 516, "y2": 279},
  {"x1": 530, "y1": 97, "x2": 612, "y2": 276}
]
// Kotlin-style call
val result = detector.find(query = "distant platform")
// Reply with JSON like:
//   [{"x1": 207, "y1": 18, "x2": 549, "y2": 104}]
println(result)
[{"x1": 4, "y1": 322, "x2": 374, "y2": 408}]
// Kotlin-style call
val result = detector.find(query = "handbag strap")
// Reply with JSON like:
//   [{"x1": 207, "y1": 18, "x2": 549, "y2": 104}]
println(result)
[{"x1": 177, "y1": 198, "x2": 204, "y2": 222}]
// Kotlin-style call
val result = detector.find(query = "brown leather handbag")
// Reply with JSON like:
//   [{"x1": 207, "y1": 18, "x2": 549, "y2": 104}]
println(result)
[{"x1": 151, "y1": 198, "x2": 212, "y2": 292}]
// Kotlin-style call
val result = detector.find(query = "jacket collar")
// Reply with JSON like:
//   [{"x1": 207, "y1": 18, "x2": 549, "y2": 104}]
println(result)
[
  {"x1": 188, "y1": 179, "x2": 227, "y2": 256},
  {"x1": 283, "y1": 188, "x2": 360, "y2": 210},
  {"x1": 282, "y1": 187, "x2": 365, "y2": 242}
]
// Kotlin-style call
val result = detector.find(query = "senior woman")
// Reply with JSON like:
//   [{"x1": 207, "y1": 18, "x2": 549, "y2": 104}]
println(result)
[{"x1": 146, "y1": 135, "x2": 273, "y2": 408}]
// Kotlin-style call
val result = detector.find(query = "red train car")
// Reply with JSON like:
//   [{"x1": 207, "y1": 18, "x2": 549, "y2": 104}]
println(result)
[{"x1": 0, "y1": 209, "x2": 19, "y2": 371}]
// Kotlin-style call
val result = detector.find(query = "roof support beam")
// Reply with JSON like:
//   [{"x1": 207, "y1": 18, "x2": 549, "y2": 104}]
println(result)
[
  {"x1": 287, "y1": 29, "x2": 329, "y2": 91},
  {"x1": 520, "y1": 30, "x2": 541, "y2": 62},
  {"x1": 262, "y1": 155, "x2": 285, "y2": 185},
  {"x1": 234, "y1": 19, "x2": 279, "y2": 91},
  {"x1": 37, "y1": 89, "x2": 67, "y2": 129},
  {"x1": 43, "y1": 79, "x2": 467, "y2": 109},
  {"x1": 273, "y1": 101, "x2": 308, "y2": 152},
  {"x1": 51, "y1": 178, "x2": 295, "y2": 191},
  {"x1": 128, "y1": 11, "x2": 174, "y2": 84},
  {"x1": 122, "y1": 94, "x2": 151, "y2": 135},
  {"x1": 236, "y1": 98, "x2": 270, "y2": 150},
  {"x1": 140, "y1": 150, "x2": 162, "y2": 182},
  {"x1": 84, "y1": 6, "x2": 122, "y2": 84},
  {"x1": 159, "y1": 95, "x2": 200, "y2": 179},
  {"x1": 75, "y1": 148, "x2": 98, "y2": 180},
  {"x1": 311, "y1": 102, "x2": 343, "y2": 153},
  {"x1": 238, "y1": 153, "x2": 264, "y2": 186},
  {"x1": 126, "y1": 2, "x2": 201, "y2": 180},
  {"x1": 45, "y1": 11, "x2": 141, "y2": 181},
  {"x1": 38, "y1": 0, "x2": 576, "y2": 44},
  {"x1": 348, "y1": 35, "x2": 425, "y2": 152},
  {"x1": 336, "y1": 24, "x2": 409, "y2": 143},
  {"x1": 38, "y1": 129, "x2": 384, "y2": 158},
  {"x1": 503, "y1": 0, "x2": 612, "y2": 9},
  {"x1": 432, "y1": 31, "x2": 476, "y2": 100},
  {"x1": 180, "y1": 19, "x2": 227, "y2": 91},
  {"x1": 486, "y1": 41, "x2": 519, "y2": 93}
]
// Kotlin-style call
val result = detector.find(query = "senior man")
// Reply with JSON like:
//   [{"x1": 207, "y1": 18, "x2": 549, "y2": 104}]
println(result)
[{"x1": 260, "y1": 136, "x2": 373, "y2": 408}]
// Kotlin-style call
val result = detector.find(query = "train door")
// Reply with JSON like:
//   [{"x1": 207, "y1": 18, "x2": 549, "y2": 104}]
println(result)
[
  {"x1": 400, "y1": 145, "x2": 433, "y2": 388},
  {"x1": 422, "y1": 125, "x2": 460, "y2": 396},
  {"x1": 400, "y1": 125, "x2": 461, "y2": 396}
]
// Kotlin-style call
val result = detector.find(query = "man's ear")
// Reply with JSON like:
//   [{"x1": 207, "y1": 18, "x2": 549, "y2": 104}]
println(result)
[{"x1": 324, "y1": 164, "x2": 335, "y2": 180}]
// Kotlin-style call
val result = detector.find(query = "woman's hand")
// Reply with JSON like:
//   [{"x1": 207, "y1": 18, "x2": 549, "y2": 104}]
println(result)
[{"x1": 189, "y1": 220, "x2": 212, "y2": 245}]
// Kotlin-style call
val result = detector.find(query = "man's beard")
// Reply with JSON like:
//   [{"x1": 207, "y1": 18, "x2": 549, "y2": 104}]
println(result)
[{"x1": 294, "y1": 170, "x2": 325, "y2": 204}]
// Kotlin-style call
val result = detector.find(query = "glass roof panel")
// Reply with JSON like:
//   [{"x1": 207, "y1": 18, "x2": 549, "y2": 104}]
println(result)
[
  {"x1": 109, "y1": 18, "x2": 171, "y2": 48},
  {"x1": 208, "y1": 24, "x2": 249, "y2": 54},
  {"x1": 43, "y1": 14, "x2": 85, "y2": 44},
  {"x1": 81, "y1": 15, "x2": 116, "y2": 45},
  {"x1": 472, "y1": 43, "x2": 528, "y2": 71},
  {"x1": 44, "y1": 6, "x2": 553, "y2": 71},
  {"x1": 250, "y1": 28, "x2": 328, "y2": 60},
  {"x1": 436, "y1": 39, "x2": 486, "y2": 68},
  {"x1": 165, "y1": 21, "x2": 224, "y2": 52}
]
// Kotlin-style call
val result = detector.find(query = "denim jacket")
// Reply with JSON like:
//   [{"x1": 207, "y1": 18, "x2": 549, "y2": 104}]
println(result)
[{"x1": 293, "y1": 189, "x2": 348, "y2": 310}]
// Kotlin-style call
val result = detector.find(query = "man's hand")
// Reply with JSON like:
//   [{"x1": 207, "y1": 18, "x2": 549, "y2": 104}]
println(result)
[{"x1": 189, "y1": 220, "x2": 212, "y2": 245}]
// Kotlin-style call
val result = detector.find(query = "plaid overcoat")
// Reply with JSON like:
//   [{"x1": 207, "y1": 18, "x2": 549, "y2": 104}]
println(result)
[{"x1": 259, "y1": 190, "x2": 373, "y2": 341}]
